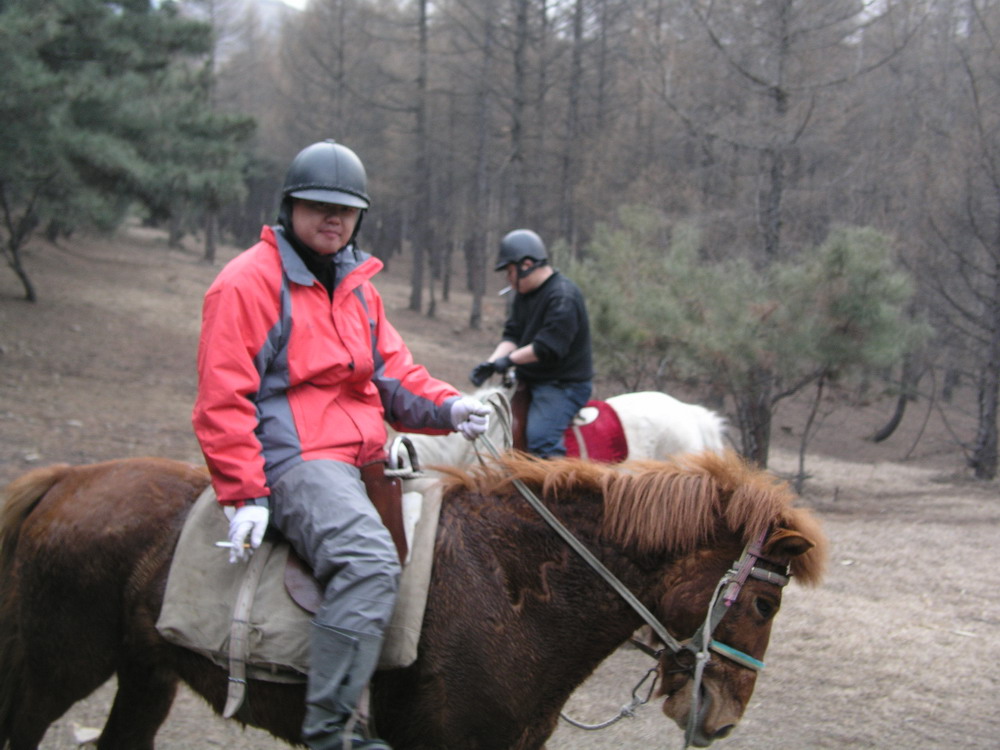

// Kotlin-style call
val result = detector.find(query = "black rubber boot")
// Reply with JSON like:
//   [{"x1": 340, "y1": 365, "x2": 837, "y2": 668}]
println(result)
[
  {"x1": 334, "y1": 630, "x2": 392, "y2": 750},
  {"x1": 301, "y1": 624, "x2": 393, "y2": 750}
]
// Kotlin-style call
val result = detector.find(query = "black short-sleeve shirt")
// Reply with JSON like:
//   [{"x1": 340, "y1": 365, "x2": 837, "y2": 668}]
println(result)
[{"x1": 501, "y1": 271, "x2": 593, "y2": 383}]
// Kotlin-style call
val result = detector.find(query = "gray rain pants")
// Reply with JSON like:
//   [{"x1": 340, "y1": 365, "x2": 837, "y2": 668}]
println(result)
[
  {"x1": 269, "y1": 459, "x2": 400, "y2": 749},
  {"x1": 270, "y1": 459, "x2": 401, "y2": 636}
]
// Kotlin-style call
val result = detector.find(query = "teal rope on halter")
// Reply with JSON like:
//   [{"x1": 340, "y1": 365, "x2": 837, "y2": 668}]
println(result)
[{"x1": 710, "y1": 640, "x2": 766, "y2": 672}]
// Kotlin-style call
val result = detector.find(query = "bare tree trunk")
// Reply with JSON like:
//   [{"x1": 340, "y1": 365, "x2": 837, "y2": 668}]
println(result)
[
  {"x1": 168, "y1": 215, "x2": 184, "y2": 249},
  {"x1": 1, "y1": 184, "x2": 40, "y2": 302},
  {"x1": 509, "y1": 0, "x2": 530, "y2": 224},
  {"x1": 5, "y1": 243, "x2": 37, "y2": 302},
  {"x1": 560, "y1": 0, "x2": 584, "y2": 255},
  {"x1": 794, "y1": 375, "x2": 826, "y2": 493},
  {"x1": 469, "y1": 1, "x2": 497, "y2": 330},
  {"x1": 409, "y1": 0, "x2": 430, "y2": 313},
  {"x1": 733, "y1": 366, "x2": 775, "y2": 468},
  {"x1": 204, "y1": 209, "x2": 217, "y2": 265},
  {"x1": 759, "y1": 145, "x2": 786, "y2": 260},
  {"x1": 970, "y1": 257, "x2": 1000, "y2": 479},
  {"x1": 595, "y1": 0, "x2": 610, "y2": 131},
  {"x1": 871, "y1": 354, "x2": 924, "y2": 443},
  {"x1": 758, "y1": 0, "x2": 792, "y2": 261}
]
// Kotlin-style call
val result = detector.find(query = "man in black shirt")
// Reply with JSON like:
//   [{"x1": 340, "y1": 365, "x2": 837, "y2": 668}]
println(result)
[{"x1": 470, "y1": 229, "x2": 594, "y2": 457}]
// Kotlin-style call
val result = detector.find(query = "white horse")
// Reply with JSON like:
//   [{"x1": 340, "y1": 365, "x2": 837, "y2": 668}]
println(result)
[
  {"x1": 604, "y1": 390, "x2": 727, "y2": 458},
  {"x1": 388, "y1": 388, "x2": 726, "y2": 474}
]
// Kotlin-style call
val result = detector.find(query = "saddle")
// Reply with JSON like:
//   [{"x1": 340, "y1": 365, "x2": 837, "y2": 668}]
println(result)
[
  {"x1": 509, "y1": 382, "x2": 531, "y2": 452},
  {"x1": 283, "y1": 438, "x2": 419, "y2": 613},
  {"x1": 509, "y1": 382, "x2": 629, "y2": 463}
]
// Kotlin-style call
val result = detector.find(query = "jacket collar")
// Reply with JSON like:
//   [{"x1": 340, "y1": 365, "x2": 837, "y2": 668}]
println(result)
[{"x1": 265, "y1": 225, "x2": 382, "y2": 290}]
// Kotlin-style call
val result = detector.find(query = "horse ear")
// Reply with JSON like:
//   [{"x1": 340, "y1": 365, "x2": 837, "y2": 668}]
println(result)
[{"x1": 765, "y1": 529, "x2": 814, "y2": 559}]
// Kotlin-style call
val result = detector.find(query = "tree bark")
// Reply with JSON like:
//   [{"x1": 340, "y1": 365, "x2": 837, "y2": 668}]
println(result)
[
  {"x1": 409, "y1": 0, "x2": 430, "y2": 313},
  {"x1": 204, "y1": 209, "x2": 217, "y2": 265},
  {"x1": 871, "y1": 354, "x2": 924, "y2": 443},
  {"x1": 509, "y1": 0, "x2": 530, "y2": 224},
  {"x1": 1, "y1": 187, "x2": 40, "y2": 302},
  {"x1": 969, "y1": 256, "x2": 1000, "y2": 479},
  {"x1": 7, "y1": 246, "x2": 37, "y2": 302},
  {"x1": 468, "y1": 0, "x2": 497, "y2": 330},
  {"x1": 559, "y1": 0, "x2": 583, "y2": 255},
  {"x1": 734, "y1": 366, "x2": 775, "y2": 468}
]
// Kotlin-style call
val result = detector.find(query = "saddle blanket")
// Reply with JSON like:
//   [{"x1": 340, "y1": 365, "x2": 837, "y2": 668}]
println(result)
[
  {"x1": 155, "y1": 476, "x2": 443, "y2": 682},
  {"x1": 565, "y1": 399, "x2": 629, "y2": 463}
]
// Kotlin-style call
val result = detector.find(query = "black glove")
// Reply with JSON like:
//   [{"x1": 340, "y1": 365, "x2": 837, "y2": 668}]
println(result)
[
  {"x1": 492, "y1": 355, "x2": 513, "y2": 373},
  {"x1": 469, "y1": 361, "x2": 496, "y2": 387}
]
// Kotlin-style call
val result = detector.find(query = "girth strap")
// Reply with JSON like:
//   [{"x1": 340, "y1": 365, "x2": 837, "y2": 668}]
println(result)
[
  {"x1": 223, "y1": 538, "x2": 274, "y2": 719},
  {"x1": 570, "y1": 423, "x2": 589, "y2": 460}
]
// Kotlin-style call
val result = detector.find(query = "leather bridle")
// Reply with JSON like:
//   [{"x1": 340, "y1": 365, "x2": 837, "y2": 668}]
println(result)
[{"x1": 671, "y1": 530, "x2": 790, "y2": 747}]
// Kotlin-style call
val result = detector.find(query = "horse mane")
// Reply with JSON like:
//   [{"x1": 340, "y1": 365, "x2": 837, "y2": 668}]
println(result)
[{"x1": 440, "y1": 450, "x2": 826, "y2": 586}]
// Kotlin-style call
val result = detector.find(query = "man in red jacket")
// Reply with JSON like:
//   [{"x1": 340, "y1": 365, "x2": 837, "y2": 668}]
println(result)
[{"x1": 192, "y1": 140, "x2": 488, "y2": 750}]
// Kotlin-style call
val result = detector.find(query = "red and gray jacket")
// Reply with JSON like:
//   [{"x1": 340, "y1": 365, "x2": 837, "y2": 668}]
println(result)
[{"x1": 192, "y1": 225, "x2": 459, "y2": 506}]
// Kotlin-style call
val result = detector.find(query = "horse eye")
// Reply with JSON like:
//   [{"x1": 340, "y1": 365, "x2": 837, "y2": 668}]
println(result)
[{"x1": 755, "y1": 597, "x2": 777, "y2": 619}]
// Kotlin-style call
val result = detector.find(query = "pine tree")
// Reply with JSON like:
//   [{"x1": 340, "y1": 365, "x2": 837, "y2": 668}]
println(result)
[
  {"x1": 0, "y1": 0, "x2": 253, "y2": 300},
  {"x1": 571, "y1": 208, "x2": 929, "y2": 468}
]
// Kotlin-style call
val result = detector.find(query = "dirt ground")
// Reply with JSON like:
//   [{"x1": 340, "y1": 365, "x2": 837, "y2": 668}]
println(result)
[{"x1": 1, "y1": 229, "x2": 998, "y2": 749}]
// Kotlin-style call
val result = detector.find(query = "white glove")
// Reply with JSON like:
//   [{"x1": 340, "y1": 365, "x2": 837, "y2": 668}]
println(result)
[
  {"x1": 228, "y1": 505, "x2": 269, "y2": 563},
  {"x1": 450, "y1": 396, "x2": 491, "y2": 441}
]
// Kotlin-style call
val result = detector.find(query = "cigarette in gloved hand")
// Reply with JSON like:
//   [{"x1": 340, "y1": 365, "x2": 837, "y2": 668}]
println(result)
[{"x1": 215, "y1": 541, "x2": 252, "y2": 549}]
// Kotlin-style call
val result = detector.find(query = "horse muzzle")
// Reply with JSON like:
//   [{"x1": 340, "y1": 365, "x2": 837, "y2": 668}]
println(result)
[{"x1": 661, "y1": 679, "x2": 742, "y2": 747}]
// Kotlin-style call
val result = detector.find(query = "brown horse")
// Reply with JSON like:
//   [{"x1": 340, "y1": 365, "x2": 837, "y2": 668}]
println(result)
[{"x1": 0, "y1": 451, "x2": 826, "y2": 750}]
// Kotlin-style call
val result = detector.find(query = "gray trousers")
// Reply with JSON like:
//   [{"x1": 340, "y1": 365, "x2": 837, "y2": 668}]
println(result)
[{"x1": 270, "y1": 459, "x2": 401, "y2": 637}]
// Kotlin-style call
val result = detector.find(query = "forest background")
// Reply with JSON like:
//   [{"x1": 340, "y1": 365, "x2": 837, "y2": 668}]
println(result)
[{"x1": 2, "y1": 0, "x2": 998, "y2": 479}]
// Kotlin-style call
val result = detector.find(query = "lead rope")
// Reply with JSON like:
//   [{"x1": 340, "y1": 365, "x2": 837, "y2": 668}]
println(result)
[{"x1": 559, "y1": 663, "x2": 660, "y2": 731}]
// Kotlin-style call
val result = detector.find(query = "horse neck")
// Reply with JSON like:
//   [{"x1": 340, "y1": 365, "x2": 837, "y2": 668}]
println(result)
[{"x1": 436, "y1": 486, "x2": 665, "y2": 688}]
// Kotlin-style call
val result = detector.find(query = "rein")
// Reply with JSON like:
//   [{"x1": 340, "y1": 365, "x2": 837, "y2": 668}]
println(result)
[{"x1": 476, "y1": 435, "x2": 789, "y2": 748}]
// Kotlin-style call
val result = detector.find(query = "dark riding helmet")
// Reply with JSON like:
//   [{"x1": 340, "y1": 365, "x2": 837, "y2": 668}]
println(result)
[
  {"x1": 282, "y1": 139, "x2": 371, "y2": 209},
  {"x1": 494, "y1": 229, "x2": 548, "y2": 271}
]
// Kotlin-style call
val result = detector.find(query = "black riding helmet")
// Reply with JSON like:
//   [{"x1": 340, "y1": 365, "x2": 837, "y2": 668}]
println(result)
[
  {"x1": 494, "y1": 229, "x2": 548, "y2": 275},
  {"x1": 284, "y1": 139, "x2": 370, "y2": 208},
  {"x1": 278, "y1": 140, "x2": 370, "y2": 246}
]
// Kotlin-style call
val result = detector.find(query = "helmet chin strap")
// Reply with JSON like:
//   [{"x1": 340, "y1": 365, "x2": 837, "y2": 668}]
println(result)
[
  {"x1": 516, "y1": 258, "x2": 547, "y2": 279},
  {"x1": 349, "y1": 209, "x2": 366, "y2": 248},
  {"x1": 277, "y1": 197, "x2": 294, "y2": 234},
  {"x1": 513, "y1": 258, "x2": 548, "y2": 293}
]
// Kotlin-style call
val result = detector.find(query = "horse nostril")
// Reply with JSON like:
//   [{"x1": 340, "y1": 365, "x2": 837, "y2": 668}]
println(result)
[{"x1": 713, "y1": 724, "x2": 735, "y2": 739}]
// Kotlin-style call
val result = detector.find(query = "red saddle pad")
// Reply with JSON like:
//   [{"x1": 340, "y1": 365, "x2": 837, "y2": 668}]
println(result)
[{"x1": 564, "y1": 400, "x2": 629, "y2": 463}]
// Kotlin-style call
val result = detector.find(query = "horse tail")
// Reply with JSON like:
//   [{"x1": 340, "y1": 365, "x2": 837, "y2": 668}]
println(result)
[
  {"x1": 0, "y1": 464, "x2": 69, "y2": 569},
  {"x1": 698, "y1": 408, "x2": 728, "y2": 456},
  {"x1": 0, "y1": 464, "x2": 72, "y2": 747}
]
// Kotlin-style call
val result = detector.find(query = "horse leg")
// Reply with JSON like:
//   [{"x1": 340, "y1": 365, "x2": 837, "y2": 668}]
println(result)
[
  {"x1": 3, "y1": 693, "x2": 62, "y2": 750},
  {"x1": 96, "y1": 660, "x2": 178, "y2": 750},
  {"x1": 3, "y1": 664, "x2": 116, "y2": 750},
  {"x1": 2, "y1": 600, "x2": 118, "y2": 750}
]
